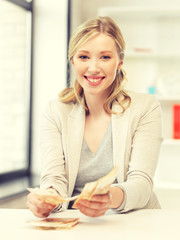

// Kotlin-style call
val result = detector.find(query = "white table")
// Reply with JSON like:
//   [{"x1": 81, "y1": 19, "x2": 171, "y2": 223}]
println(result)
[{"x1": 0, "y1": 208, "x2": 180, "y2": 240}]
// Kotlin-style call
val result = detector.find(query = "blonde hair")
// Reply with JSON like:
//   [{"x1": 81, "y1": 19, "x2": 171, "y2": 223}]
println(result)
[{"x1": 59, "y1": 16, "x2": 131, "y2": 114}]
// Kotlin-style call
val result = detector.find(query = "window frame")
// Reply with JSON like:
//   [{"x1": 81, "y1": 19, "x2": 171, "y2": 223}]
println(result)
[
  {"x1": 67, "y1": 0, "x2": 71, "y2": 86},
  {"x1": 0, "y1": 0, "x2": 33, "y2": 183}
]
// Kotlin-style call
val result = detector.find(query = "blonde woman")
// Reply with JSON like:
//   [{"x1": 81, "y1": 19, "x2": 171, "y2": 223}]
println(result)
[{"x1": 27, "y1": 17, "x2": 163, "y2": 218}]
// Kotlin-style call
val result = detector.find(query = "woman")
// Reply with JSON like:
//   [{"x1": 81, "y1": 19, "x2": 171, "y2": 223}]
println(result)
[{"x1": 27, "y1": 16, "x2": 163, "y2": 218}]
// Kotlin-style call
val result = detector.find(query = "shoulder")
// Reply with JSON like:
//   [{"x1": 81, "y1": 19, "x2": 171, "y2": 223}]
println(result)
[
  {"x1": 127, "y1": 90, "x2": 159, "y2": 103},
  {"x1": 42, "y1": 98, "x2": 79, "y2": 121},
  {"x1": 127, "y1": 90, "x2": 160, "y2": 109},
  {"x1": 47, "y1": 98, "x2": 76, "y2": 113},
  {"x1": 122, "y1": 90, "x2": 162, "y2": 120}
]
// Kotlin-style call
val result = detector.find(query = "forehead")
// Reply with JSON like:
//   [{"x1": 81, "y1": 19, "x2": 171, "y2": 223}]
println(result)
[{"x1": 77, "y1": 33, "x2": 117, "y2": 52}]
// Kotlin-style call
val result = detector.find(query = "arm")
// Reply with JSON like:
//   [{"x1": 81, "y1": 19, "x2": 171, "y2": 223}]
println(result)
[
  {"x1": 119, "y1": 95, "x2": 163, "y2": 212},
  {"x1": 40, "y1": 100, "x2": 68, "y2": 201},
  {"x1": 27, "y1": 100, "x2": 68, "y2": 217}
]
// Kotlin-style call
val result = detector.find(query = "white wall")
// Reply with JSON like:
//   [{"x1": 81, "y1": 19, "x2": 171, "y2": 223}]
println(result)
[{"x1": 31, "y1": 0, "x2": 67, "y2": 175}]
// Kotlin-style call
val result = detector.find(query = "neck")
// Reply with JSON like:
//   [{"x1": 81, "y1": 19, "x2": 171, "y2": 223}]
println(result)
[{"x1": 84, "y1": 93, "x2": 108, "y2": 117}]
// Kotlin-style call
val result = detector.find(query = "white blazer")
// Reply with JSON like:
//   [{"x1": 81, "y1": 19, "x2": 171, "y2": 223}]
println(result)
[{"x1": 40, "y1": 91, "x2": 163, "y2": 212}]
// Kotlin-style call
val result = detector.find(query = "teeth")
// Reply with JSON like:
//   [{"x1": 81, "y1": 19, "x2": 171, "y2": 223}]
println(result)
[{"x1": 86, "y1": 77, "x2": 103, "y2": 83}]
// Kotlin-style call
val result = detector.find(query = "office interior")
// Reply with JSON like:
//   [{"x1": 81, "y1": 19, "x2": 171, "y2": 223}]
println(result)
[{"x1": 0, "y1": 0, "x2": 180, "y2": 209}]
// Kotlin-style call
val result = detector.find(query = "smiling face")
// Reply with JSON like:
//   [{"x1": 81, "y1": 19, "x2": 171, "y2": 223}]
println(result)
[{"x1": 72, "y1": 33, "x2": 123, "y2": 99}]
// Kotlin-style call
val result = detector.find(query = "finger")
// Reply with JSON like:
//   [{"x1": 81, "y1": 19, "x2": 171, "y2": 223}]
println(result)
[
  {"x1": 27, "y1": 200, "x2": 52, "y2": 218},
  {"x1": 26, "y1": 200, "x2": 49, "y2": 218},
  {"x1": 78, "y1": 199, "x2": 109, "y2": 210},
  {"x1": 27, "y1": 199, "x2": 53, "y2": 215},
  {"x1": 77, "y1": 203, "x2": 109, "y2": 217},
  {"x1": 91, "y1": 192, "x2": 112, "y2": 203},
  {"x1": 27, "y1": 195, "x2": 55, "y2": 218},
  {"x1": 27, "y1": 193, "x2": 56, "y2": 211},
  {"x1": 27, "y1": 193, "x2": 43, "y2": 207}
]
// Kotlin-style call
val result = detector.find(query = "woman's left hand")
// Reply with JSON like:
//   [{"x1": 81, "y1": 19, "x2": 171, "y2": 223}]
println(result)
[{"x1": 75, "y1": 191, "x2": 112, "y2": 217}]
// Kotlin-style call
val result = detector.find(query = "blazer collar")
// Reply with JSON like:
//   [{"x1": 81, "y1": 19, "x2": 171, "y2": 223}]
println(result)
[
  {"x1": 112, "y1": 101, "x2": 130, "y2": 182},
  {"x1": 67, "y1": 103, "x2": 85, "y2": 196}
]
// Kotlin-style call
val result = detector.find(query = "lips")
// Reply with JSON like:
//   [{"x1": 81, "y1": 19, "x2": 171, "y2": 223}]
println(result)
[{"x1": 84, "y1": 75, "x2": 105, "y2": 85}]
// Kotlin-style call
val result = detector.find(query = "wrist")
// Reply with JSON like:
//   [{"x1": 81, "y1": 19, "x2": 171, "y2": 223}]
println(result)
[{"x1": 109, "y1": 186, "x2": 124, "y2": 209}]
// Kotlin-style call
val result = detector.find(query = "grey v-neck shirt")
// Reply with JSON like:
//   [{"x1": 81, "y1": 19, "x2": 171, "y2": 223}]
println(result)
[{"x1": 72, "y1": 121, "x2": 117, "y2": 196}]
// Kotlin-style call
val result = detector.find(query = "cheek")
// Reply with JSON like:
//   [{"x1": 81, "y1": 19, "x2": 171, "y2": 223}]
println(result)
[
  {"x1": 106, "y1": 64, "x2": 118, "y2": 79},
  {"x1": 73, "y1": 64, "x2": 85, "y2": 76}
]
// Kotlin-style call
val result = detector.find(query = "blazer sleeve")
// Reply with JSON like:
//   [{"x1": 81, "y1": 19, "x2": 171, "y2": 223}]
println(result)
[
  {"x1": 40, "y1": 100, "x2": 68, "y2": 205},
  {"x1": 119, "y1": 94, "x2": 163, "y2": 212}
]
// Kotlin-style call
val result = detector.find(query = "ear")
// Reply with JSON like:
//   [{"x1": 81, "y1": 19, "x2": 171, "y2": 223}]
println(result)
[
  {"x1": 117, "y1": 60, "x2": 123, "y2": 70},
  {"x1": 71, "y1": 58, "x2": 74, "y2": 65}
]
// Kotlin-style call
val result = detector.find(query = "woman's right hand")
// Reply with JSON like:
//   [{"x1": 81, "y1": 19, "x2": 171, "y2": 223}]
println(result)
[{"x1": 26, "y1": 192, "x2": 56, "y2": 218}]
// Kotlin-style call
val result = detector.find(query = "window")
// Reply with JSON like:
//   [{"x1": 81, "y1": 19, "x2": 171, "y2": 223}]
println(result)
[{"x1": 0, "y1": 0, "x2": 33, "y2": 183}]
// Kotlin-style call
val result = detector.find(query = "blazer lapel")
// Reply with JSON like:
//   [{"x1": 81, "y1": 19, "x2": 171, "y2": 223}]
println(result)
[
  {"x1": 112, "y1": 102, "x2": 130, "y2": 182},
  {"x1": 67, "y1": 103, "x2": 85, "y2": 197}
]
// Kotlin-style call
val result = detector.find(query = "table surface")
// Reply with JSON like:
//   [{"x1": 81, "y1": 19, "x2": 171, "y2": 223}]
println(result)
[{"x1": 0, "y1": 208, "x2": 180, "y2": 240}]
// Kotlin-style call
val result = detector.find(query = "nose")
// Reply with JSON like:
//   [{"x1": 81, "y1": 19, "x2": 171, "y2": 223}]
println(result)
[{"x1": 88, "y1": 59, "x2": 100, "y2": 74}]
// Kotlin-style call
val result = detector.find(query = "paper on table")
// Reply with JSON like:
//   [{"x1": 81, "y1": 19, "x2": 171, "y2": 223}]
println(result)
[{"x1": 28, "y1": 217, "x2": 79, "y2": 230}]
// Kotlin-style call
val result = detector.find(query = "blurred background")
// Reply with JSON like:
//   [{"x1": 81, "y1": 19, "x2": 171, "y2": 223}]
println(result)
[{"x1": 0, "y1": 0, "x2": 180, "y2": 209}]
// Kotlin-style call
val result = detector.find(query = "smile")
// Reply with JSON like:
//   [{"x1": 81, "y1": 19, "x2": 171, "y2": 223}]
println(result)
[{"x1": 84, "y1": 76, "x2": 105, "y2": 83}]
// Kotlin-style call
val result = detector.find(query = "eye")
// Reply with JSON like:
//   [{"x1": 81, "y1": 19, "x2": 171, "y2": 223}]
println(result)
[
  {"x1": 101, "y1": 56, "x2": 111, "y2": 60},
  {"x1": 79, "y1": 55, "x2": 89, "y2": 60}
]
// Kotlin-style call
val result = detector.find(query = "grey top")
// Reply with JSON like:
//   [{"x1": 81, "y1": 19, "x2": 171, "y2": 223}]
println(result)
[{"x1": 72, "y1": 120, "x2": 117, "y2": 195}]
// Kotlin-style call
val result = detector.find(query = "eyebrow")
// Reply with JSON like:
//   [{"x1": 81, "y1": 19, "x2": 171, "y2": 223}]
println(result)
[
  {"x1": 77, "y1": 50, "x2": 89, "y2": 54},
  {"x1": 77, "y1": 50, "x2": 113, "y2": 54}
]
